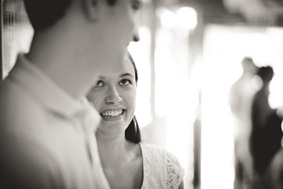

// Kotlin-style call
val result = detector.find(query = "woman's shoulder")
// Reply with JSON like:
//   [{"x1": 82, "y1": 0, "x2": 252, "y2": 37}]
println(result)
[
  {"x1": 140, "y1": 141, "x2": 169, "y2": 160},
  {"x1": 140, "y1": 141, "x2": 181, "y2": 162},
  {"x1": 140, "y1": 141, "x2": 185, "y2": 189}
]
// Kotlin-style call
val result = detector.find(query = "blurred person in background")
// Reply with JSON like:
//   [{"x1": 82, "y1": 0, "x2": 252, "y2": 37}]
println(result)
[
  {"x1": 0, "y1": 0, "x2": 141, "y2": 188},
  {"x1": 250, "y1": 66, "x2": 283, "y2": 188},
  {"x1": 264, "y1": 117, "x2": 283, "y2": 189},
  {"x1": 86, "y1": 52, "x2": 185, "y2": 189},
  {"x1": 228, "y1": 57, "x2": 260, "y2": 189}
]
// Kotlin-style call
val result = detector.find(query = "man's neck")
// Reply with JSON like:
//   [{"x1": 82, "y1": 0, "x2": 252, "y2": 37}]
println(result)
[{"x1": 27, "y1": 27, "x2": 96, "y2": 99}]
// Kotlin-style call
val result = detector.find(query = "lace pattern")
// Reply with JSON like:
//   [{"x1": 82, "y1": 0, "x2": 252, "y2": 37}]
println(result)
[
  {"x1": 166, "y1": 152, "x2": 184, "y2": 189},
  {"x1": 140, "y1": 142, "x2": 184, "y2": 189}
]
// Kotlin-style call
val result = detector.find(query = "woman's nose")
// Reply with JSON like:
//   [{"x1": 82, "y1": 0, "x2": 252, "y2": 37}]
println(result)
[{"x1": 105, "y1": 87, "x2": 122, "y2": 104}]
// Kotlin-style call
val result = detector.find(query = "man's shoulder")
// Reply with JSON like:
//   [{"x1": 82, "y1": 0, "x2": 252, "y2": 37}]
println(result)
[
  {"x1": 0, "y1": 76, "x2": 35, "y2": 105},
  {"x1": 0, "y1": 78, "x2": 51, "y2": 148},
  {"x1": 0, "y1": 77, "x2": 44, "y2": 120},
  {"x1": 0, "y1": 134, "x2": 63, "y2": 189}
]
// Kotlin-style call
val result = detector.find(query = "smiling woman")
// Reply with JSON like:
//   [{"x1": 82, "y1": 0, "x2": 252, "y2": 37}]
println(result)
[{"x1": 86, "y1": 52, "x2": 185, "y2": 189}]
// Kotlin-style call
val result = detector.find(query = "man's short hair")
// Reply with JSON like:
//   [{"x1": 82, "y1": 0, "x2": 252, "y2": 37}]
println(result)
[
  {"x1": 23, "y1": 0, "x2": 72, "y2": 31},
  {"x1": 23, "y1": 0, "x2": 118, "y2": 31}
]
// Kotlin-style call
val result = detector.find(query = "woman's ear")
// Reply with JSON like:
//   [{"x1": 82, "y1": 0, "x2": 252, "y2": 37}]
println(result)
[{"x1": 83, "y1": 0, "x2": 99, "y2": 21}]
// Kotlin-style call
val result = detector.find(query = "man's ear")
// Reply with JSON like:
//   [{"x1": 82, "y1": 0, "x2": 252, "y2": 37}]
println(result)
[{"x1": 83, "y1": 0, "x2": 99, "y2": 21}]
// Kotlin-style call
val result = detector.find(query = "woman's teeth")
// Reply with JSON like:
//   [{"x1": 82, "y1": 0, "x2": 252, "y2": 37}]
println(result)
[{"x1": 101, "y1": 109, "x2": 123, "y2": 118}]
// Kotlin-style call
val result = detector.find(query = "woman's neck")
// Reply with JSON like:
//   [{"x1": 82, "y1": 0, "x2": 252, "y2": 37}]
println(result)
[
  {"x1": 96, "y1": 134, "x2": 137, "y2": 167},
  {"x1": 96, "y1": 133, "x2": 143, "y2": 189}
]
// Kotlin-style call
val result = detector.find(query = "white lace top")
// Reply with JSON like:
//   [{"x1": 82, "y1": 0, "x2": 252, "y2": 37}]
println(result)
[{"x1": 140, "y1": 142, "x2": 185, "y2": 189}]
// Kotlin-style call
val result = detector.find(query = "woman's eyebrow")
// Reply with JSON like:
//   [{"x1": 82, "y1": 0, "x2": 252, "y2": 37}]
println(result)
[
  {"x1": 98, "y1": 76, "x2": 106, "y2": 79},
  {"x1": 120, "y1": 73, "x2": 134, "y2": 78}
]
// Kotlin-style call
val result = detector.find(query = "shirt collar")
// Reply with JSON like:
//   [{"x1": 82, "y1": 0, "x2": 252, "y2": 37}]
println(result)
[{"x1": 9, "y1": 54, "x2": 100, "y2": 127}]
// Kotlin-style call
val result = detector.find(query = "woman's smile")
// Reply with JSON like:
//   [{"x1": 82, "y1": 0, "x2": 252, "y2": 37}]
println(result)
[{"x1": 100, "y1": 109, "x2": 126, "y2": 120}]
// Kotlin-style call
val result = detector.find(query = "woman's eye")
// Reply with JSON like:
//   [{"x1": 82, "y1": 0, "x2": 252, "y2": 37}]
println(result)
[
  {"x1": 95, "y1": 80, "x2": 105, "y2": 87},
  {"x1": 120, "y1": 79, "x2": 132, "y2": 86}
]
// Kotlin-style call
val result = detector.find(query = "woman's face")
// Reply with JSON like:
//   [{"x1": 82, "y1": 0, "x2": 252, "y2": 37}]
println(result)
[{"x1": 87, "y1": 55, "x2": 137, "y2": 136}]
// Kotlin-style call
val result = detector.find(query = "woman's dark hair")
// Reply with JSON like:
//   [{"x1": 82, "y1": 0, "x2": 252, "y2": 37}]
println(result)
[
  {"x1": 125, "y1": 52, "x2": 141, "y2": 143},
  {"x1": 128, "y1": 52, "x2": 138, "y2": 82},
  {"x1": 125, "y1": 116, "x2": 141, "y2": 143}
]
